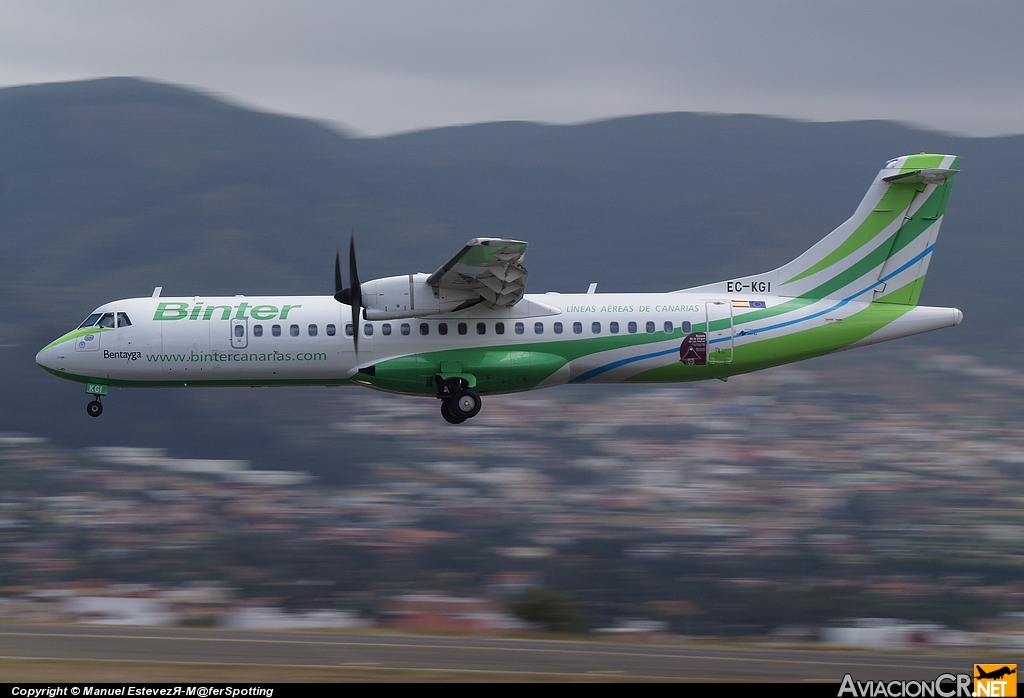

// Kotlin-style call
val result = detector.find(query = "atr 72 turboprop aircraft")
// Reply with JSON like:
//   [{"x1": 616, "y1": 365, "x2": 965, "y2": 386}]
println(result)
[{"x1": 37, "y1": 154, "x2": 963, "y2": 423}]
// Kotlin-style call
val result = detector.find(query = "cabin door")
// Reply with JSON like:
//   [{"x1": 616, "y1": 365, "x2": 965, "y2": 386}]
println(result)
[{"x1": 705, "y1": 301, "x2": 734, "y2": 364}]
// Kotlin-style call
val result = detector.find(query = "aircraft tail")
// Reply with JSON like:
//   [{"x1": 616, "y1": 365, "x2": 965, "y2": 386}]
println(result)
[
  {"x1": 775, "y1": 154, "x2": 959, "y2": 304},
  {"x1": 681, "y1": 154, "x2": 959, "y2": 305}
]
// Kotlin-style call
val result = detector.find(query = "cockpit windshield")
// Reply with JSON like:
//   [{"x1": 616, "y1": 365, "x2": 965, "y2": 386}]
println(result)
[{"x1": 78, "y1": 311, "x2": 131, "y2": 329}]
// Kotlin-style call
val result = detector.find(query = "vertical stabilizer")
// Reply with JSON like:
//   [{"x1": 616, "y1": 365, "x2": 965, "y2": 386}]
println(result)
[
  {"x1": 679, "y1": 154, "x2": 959, "y2": 306},
  {"x1": 775, "y1": 154, "x2": 959, "y2": 303}
]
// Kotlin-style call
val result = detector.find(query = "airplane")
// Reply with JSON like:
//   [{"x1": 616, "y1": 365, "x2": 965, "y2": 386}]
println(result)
[
  {"x1": 975, "y1": 666, "x2": 1017, "y2": 681},
  {"x1": 36, "y1": 153, "x2": 963, "y2": 424}
]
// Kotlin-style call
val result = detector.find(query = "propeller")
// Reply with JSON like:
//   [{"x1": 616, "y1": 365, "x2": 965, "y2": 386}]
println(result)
[{"x1": 333, "y1": 230, "x2": 362, "y2": 354}]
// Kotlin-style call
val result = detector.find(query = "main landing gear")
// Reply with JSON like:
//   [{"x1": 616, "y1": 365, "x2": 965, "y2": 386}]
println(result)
[
  {"x1": 436, "y1": 376, "x2": 482, "y2": 425},
  {"x1": 87, "y1": 398, "x2": 103, "y2": 417}
]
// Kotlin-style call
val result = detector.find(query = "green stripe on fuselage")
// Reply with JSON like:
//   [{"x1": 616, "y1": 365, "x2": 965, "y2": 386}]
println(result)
[
  {"x1": 627, "y1": 290, "x2": 918, "y2": 383},
  {"x1": 40, "y1": 326, "x2": 111, "y2": 352}
]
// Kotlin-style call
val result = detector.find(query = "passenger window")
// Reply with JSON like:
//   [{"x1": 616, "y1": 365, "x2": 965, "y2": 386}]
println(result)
[
  {"x1": 116, "y1": 312, "x2": 132, "y2": 328},
  {"x1": 495, "y1": 322, "x2": 505, "y2": 335},
  {"x1": 308, "y1": 324, "x2": 318, "y2": 337},
  {"x1": 592, "y1": 322, "x2": 601, "y2": 334},
  {"x1": 534, "y1": 322, "x2": 543, "y2": 334},
  {"x1": 253, "y1": 324, "x2": 263, "y2": 337},
  {"x1": 420, "y1": 323, "x2": 429, "y2": 336},
  {"x1": 664, "y1": 321, "x2": 673, "y2": 334},
  {"x1": 345, "y1": 324, "x2": 353, "y2": 337},
  {"x1": 554, "y1": 322, "x2": 563, "y2": 334},
  {"x1": 573, "y1": 322, "x2": 582, "y2": 334},
  {"x1": 97, "y1": 313, "x2": 115, "y2": 329},
  {"x1": 365, "y1": 323, "x2": 374, "y2": 336},
  {"x1": 290, "y1": 324, "x2": 299, "y2": 337},
  {"x1": 400, "y1": 323, "x2": 411, "y2": 336},
  {"x1": 79, "y1": 313, "x2": 102, "y2": 328},
  {"x1": 681, "y1": 321, "x2": 692, "y2": 334},
  {"x1": 457, "y1": 322, "x2": 468, "y2": 335},
  {"x1": 234, "y1": 325, "x2": 245, "y2": 338},
  {"x1": 610, "y1": 321, "x2": 619, "y2": 334},
  {"x1": 439, "y1": 323, "x2": 448, "y2": 335},
  {"x1": 628, "y1": 321, "x2": 637, "y2": 334},
  {"x1": 382, "y1": 323, "x2": 392, "y2": 336},
  {"x1": 272, "y1": 324, "x2": 282, "y2": 337},
  {"x1": 646, "y1": 321, "x2": 656, "y2": 333},
  {"x1": 477, "y1": 322, "x2": 486, "y2": 335},
  {"x1": 515, "y1": 322, "x2": 524, "y2": 335},
  {"x1": 326, "y1": 324, "x2": 336, "y2": 336}
]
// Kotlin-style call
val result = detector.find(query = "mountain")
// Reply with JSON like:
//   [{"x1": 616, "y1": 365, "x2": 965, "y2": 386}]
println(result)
[{"x1": 1, "y1": 77, "x2": 1021, "y2": 466}]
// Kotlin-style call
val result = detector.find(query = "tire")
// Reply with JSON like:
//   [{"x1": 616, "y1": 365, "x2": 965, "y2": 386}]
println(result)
[
  {"x1": 449, "y1": 389, "x2": 481, "y2": 420},
  {"x1": 440, "y1": 398, "x2": 466, "y2": 424},
  {"x1": 87, "y1": 400, "x2": 103, "y2": 417}
]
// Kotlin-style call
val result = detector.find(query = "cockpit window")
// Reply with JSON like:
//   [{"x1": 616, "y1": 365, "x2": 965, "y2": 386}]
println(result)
[
  {"x1": 116, "y1": 312, "x2": 132, "y2": 328},
  {"x1": 79, "y1": 313, "x2": 102, "y2": 328},
  {"x1": 96, "y1": 313, "x2": 115, "y2": 329}
]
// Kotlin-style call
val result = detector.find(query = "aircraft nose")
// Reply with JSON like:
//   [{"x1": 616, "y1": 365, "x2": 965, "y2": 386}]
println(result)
[{"x1": 36, "y1": 345, "x2": 58, "y2": 371}]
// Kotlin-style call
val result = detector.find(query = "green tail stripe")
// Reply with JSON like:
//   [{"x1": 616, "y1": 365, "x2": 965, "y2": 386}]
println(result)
[
  {"x1": 877, "y1": 271, "x2": 928, "y2": 306},
  {"x1": 874, "y1": 279, "x2": 922, "y2": 305},
  {"x1": 898, "y1": 154, "x2": 947, "y2": 173},
  {"x1": 783, "y1": 184, "x2": 919, "y2": 285},
  {"x1": 798, "y1": 230, "x2": 896, "y2": 299},
  {"x1": 881, "y1": 181, "x2": 953, "y2": 262},
  {"x1": 906, "y1": 277, "x2": 926, "y2": 306},
  {"x1": 796, "y1": 209, "x2": 940, "y2": 302}
]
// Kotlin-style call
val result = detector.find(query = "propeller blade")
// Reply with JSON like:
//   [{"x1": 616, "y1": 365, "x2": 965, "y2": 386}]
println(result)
[
  {"x1": 334, "y1": 247, "x2": 343, "y2": 297},
  {"x1": 348, "y1": 230, "x2": 361, "y2": 355}
]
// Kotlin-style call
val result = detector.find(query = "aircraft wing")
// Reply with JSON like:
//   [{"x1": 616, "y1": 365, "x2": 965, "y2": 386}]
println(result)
[{"x1": 426, "y1": 238, "x2": 528, "y2": 308}]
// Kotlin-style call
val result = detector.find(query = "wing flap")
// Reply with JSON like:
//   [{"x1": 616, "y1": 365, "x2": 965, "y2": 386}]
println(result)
[{"x1": 427, "y1": 238, "x2": 529, "y2": 308}]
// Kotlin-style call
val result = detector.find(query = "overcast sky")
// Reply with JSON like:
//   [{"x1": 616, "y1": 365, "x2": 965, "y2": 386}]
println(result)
[{"x1": 1, "y1": 1, "x2": 1021, "y2": 137}]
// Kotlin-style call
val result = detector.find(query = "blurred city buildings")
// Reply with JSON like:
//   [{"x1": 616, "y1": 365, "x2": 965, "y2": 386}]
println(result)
[{"x1": 1, "y1": 352, "x2": 1023, "y2": 647}]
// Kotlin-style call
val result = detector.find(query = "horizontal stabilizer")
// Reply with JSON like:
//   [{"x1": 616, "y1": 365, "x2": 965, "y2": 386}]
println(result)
[{"x1": 882, "y1": 168, "x2": 958, "y2": 185}]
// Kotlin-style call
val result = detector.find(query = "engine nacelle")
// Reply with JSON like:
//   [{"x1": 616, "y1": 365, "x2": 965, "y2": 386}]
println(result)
[{"x1": 360, "y1": 274, "x2": 480, "y2": 320}]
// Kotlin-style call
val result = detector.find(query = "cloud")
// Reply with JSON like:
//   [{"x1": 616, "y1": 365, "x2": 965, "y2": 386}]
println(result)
[{"x1": 1, "y1": 1, "x2": 1022, "y2": 136}]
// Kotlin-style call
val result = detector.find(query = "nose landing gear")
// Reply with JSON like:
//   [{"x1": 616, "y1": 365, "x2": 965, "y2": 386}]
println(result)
[{"x1": 85, "y1": 383, "x2": 108, "y2": 417}]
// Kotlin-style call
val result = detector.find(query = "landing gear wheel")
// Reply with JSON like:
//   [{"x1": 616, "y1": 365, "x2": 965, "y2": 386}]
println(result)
[
  {"x1": 87, "y1": 399, "x2": 103, "y2": 417},
  {"x1": 449, "y1": 389, "x2": 482, "y2": 420},
  {"x1": 440, "y1": 398, "x2": 467, "y2": 424}
]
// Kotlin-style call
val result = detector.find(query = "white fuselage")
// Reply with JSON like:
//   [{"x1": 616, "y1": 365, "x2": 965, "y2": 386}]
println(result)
[{"x1": 37, "y1": 290, "x2": 960, "y2": 390}]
